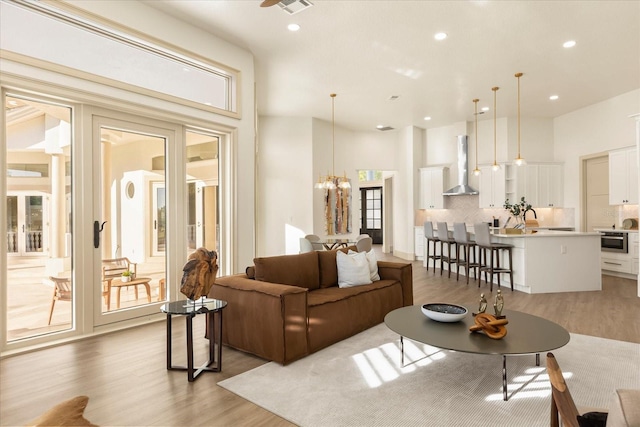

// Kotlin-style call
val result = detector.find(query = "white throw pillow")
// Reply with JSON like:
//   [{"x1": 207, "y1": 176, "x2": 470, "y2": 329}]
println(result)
[
  {"x1": 337, "y1": 250, "x2": 372, "y2": 288},
  {"x1": 349, "y1": 249, "x2": 380, "y2": 281}
]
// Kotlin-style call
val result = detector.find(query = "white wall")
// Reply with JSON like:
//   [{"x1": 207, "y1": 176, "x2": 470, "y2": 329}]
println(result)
[
  {"x1": 554, "y1": 89, "x2": 640, "y2": 230},
  {"x1": 257, "y1": 117, "x2": 313, "y2": 256},
  {"x1": 257, "y1": 116, "x2": 414, "y2": 257},
  {"x1": 507, "y1": 117, "x2": 555, "y2": 162},
  {"x1": 388, "y1": 126, "x2": 423, "y2": 260}
]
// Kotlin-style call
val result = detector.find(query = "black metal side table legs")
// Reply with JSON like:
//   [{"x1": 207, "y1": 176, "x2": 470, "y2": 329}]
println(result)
[{"x1": 166, "y1": 309, "x2": 223, "y2": 381}]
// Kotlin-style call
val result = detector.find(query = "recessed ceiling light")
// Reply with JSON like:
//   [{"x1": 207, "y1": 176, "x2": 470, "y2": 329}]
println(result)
[
  {"x1": 563, "y1": 40, "x2": 576, "y2": 48},
  {"x1": 481, "y1": 107, "x2": 490, "y2": 112},
  {"x1": 423, "y1": 116, "x2": 432, "y2": 121},
  {"x1": 288, "y1": 23, "x2": 300, "y2": 32},
  {"x1": 549, "y1": 95, "x2": 559, "y2": 101},
  {"x1": 376, "y1": 125, "x2": 385, "y2": 129},
  {"x1": 434, "y1": 32, "x2": 447, "y2": 41}
]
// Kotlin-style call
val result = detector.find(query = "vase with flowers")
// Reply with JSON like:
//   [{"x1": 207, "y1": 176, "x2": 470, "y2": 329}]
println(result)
[{"x1": 503, "y1": 197, "x2": 532, "y2": 230}]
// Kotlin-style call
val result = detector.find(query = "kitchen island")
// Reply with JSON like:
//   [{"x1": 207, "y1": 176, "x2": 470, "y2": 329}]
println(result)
[{"x1": 490, "y1": 230, "x2": 601, "y2": 294}]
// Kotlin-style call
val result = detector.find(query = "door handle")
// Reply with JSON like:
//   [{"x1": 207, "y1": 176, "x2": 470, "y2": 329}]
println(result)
[
  {"x1": 154, "y1": 220, "x2": 157, "y2": 230},
  {"x1": 94, "y1": 221, "x2": 107, "y2": 248}
]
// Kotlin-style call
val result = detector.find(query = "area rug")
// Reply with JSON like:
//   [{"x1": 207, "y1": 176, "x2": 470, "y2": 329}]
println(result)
[{"x1": 218, "y1": 323, "x2": 640, "y2": 427}]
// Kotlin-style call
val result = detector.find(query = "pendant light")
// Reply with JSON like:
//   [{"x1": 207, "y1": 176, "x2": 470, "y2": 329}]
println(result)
[
  {"x1": 472, "y1": 98, "x2": 481, "y2": 176},
  {"x1": 491, "y1": 86, "x2": 500, "y2": 171},
  {"x1": 314, "y1": 93, "x2": 351, "y2": 190},
  {"x1": 514, "y1": 72, "x2": 526, "y2": 166}
]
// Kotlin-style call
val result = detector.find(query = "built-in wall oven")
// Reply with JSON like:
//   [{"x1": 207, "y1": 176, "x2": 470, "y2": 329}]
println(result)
[{"x1": 600, "y1": 231, "x2": 628, "y2": 253}]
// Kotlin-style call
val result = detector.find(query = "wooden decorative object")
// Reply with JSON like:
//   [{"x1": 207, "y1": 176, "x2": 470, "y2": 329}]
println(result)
[
  {"x1": 469, "y1": 313, "x2": 509, "y2": 339},
  {"x1": 180, "y1": 248, "x2": 219, "y2": 300}
]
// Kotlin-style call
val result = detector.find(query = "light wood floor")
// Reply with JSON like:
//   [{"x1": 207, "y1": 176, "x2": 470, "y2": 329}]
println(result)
[{"x1": 2, "y1": 249, "x2": 639, "y2": 426}]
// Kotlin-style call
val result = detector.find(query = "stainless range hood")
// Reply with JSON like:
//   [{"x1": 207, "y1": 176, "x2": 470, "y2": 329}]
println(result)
[{"x1": 443, "y1": 135, "x2": 479, "y2": 196}]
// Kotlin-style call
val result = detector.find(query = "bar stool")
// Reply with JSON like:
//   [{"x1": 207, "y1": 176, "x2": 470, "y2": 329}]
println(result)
[
  {"x1": 424, "y1": 221, "x2": 441, "y2": 271},
  {"x1": 453, "y1": 223, "x2": 479, "y2": 284},
  {"x1": 436, "y1": 222, "x2": 457, "y2": 278},
  {"x1": 474, "y1": 222, "x2": 514, "y2": 292}
]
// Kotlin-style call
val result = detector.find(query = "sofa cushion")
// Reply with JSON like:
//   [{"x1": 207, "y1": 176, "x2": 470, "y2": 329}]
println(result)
[
  {"x1": 308, "y1": 279, "x2": 399, "y2": 306},
  {"x1": 318, "y1": 246, "x2": 356, "y2": 288},
  {"x1": 254, "y1": 251, "x2": 320, "y2": 290},
  {"x1": 307, "y1": 279, "x2": 403, "y2": 352},
  {"x1": 349, "y1": 249, "x2": 380, "y2": 281},
  {"x1": 606, "y1": 389, "x2": 640, "y2": 427},
  {"x1": 337, "y1": 251, "x2": 372, "y2": 288}
]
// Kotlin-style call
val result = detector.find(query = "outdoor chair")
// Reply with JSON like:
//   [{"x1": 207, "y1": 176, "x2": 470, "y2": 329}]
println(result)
[{"x1": 48, "y1": 276, "x2": 72, "y2": 325}]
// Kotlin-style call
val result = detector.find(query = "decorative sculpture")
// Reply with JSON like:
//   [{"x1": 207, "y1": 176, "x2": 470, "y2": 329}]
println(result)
[
  {"x1": 180, "y1": 248, "x2": 219, "y2": 301},
  {"x1": 494, "y1": 289, "x2": 505, "y2": 318},
  {"x1": 469, "y1": 313, "x2": 509, "y2": 339},
  {"x1": 478, "y1": 294, "x2": 487, "y2": 313}
]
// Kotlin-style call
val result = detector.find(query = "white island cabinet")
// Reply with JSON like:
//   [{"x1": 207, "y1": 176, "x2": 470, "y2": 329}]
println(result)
[{"x1": 490, "y1": 231, "x2": 601, "y2": 294}]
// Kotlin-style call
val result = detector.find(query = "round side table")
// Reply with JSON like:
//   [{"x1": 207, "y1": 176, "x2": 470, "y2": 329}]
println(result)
[{"x1": 161, "y1": 298, "x2": 227, "y2": 382}]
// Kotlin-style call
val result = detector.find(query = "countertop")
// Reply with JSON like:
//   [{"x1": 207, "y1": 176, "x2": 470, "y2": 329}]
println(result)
[
  {"x1": 492, "y1": 230, "x2": 600, "y2": 238},
  {"x1": 593, "y1": 228, "x2": 639, "y2": 233}
]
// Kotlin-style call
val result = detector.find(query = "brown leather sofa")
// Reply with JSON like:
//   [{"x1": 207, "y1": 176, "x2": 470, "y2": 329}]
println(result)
[{"x1": 208, "y1": 249, "x2": 413, "y2": 365}]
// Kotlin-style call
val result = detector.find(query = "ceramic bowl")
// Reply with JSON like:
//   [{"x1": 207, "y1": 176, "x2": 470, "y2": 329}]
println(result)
[{"x1": 421, "y1": 303, "x2": 468, "y2": 322}]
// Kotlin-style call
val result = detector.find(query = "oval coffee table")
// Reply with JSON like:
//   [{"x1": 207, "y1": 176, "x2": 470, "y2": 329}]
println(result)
[{"x1": 384, "y1": 304, "x2": 570, "y2": 401}]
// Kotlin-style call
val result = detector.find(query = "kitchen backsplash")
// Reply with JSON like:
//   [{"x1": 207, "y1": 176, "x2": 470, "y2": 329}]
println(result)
[
  {"x1": 612, "y1": 204, "x2": 639, "y2": 227},
  {"x1": 415, "y1": 195, "x2": 576, "y2": 228}
]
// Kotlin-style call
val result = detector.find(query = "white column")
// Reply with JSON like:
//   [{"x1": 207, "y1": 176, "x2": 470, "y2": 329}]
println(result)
[
  {"x1": 101, "y1": 141, "x2": 112, "y2": 259},
  {"x1": 50, "y1": 153, "x2": 66, "y2": 258}
]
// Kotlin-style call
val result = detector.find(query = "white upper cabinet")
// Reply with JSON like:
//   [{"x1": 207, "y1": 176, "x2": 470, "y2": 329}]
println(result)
[
  {"x1": 511, "y1": 163, "x2": 563, "y2": 208},
  {"x1": 478, "y1": 165, "x2": 506, "y2": 208},
  {"x1": 609, "y1": 147, "x2": 638, "y2": 205},
  {"x1": 538, "y1": 164, "x2": 564, "y2": 207},
  {"x1": 419, "y1": 167, "x2": 447, "y2": 209}
]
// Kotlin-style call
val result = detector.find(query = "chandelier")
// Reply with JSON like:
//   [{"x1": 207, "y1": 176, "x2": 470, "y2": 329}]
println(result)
[{"x1": 314, "y1": 93, "x2": 351, "y2": 190}]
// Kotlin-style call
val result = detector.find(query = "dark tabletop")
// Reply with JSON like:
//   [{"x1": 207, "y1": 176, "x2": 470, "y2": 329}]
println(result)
[
  {"x1": 384, "y1": 304, "x2": 570, "y2": 356},
  {"x1": 161, "y1": 299, "x2": 227, "y2": 315}
]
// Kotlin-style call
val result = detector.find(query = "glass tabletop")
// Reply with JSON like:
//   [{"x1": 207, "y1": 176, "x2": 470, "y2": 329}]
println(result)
[{"x1": 161, "y1": 298, "x2": 227, "y2": 315}]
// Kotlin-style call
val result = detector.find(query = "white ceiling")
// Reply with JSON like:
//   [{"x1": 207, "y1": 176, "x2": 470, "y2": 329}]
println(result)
[{"x1": 145, "y1": 0, "x2": 640, "y2": 132}]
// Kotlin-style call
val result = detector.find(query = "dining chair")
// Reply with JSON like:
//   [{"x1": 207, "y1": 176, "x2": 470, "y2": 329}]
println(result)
[
  {"x1": 356, "y1": 234, "x2": 370, "y2": 241},
  {"x1": 436, "y1": 222, "x2": 457, "y2": 278},
  {"x1": 299, "y1": 237, "x2": 314, "y2": 253},
  {"x1": 423, "y1": 221, "x2": 440, "y2": 272},
  {"x1": 474, "y1": 223, "x2": 514, "y2": 291},
  {"x1": 48, "y1": 276, "x2": 72, "y2": 325},
  {"x1": 304, "y1": 234, "x2": 324, "y2": 251},
  {"x1": 356, "y1": 236, "x2": 372, "y2": 252},
  {"x1": 453, "y1": 222, "x2": 479, "y2": 284}
]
